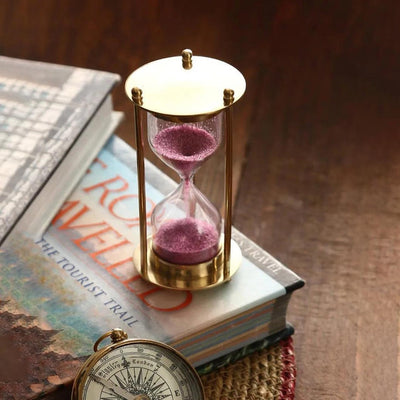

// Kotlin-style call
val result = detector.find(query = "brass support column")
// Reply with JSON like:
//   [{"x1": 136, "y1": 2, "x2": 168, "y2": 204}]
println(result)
[
  {"x1": 131, "y1": 87, "x2": 148, "y2": 279},
  {"x1": 223, "y1": 89, "x2": 235, "y2": 281}
]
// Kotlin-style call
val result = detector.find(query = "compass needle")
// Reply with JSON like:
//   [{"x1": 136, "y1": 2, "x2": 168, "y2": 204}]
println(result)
[
  {"x1": 136, "y1": 368, "x2": 143, "y2": 387},
  {"x1": 115, "y1": 373, "x2": 126, "y2": 389},
  {"x1": 152, "y1": 381, "x2": 167, "y2": 393}
]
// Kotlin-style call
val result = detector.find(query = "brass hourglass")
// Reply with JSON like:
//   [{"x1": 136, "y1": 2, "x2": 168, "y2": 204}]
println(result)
[{"x1": 126, "y1": 49, "x2": 246, "y2": 290}]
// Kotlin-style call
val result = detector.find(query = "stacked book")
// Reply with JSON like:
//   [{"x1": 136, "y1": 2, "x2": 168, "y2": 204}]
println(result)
[
  {"x1": 0, "y1": 56, "x2": 122, "y2": 245},
  {"x1": 0, "y1": 57, "x2": 304, "y2": 399}
]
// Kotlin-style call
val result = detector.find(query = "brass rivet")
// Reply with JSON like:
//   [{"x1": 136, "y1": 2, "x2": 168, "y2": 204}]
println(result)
[
  {"x1": 182, "y1": 49, "x2": 193, "y2": 70},
  {"x1": 223, "y1": 88, "x2": 235, "y2": 106},
  {"x1": 131, "y1": 87, "x2": 143, "y2": 105}
]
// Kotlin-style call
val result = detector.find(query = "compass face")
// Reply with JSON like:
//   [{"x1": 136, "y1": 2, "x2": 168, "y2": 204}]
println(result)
[{"x1": 81, "y1": 340, "x2": 204, "y2": 400}]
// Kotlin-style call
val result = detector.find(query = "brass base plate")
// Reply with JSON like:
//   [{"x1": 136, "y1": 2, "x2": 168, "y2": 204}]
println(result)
[{"x1": 133, "y1": 238, "x2": 242, "y2": 291}]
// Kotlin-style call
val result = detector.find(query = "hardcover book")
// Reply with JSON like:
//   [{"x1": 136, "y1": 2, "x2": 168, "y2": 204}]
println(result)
[
  {"x1": 0, "y1": 56, "x2": 121, "y2": 245},
  {"x1": 0, "y1": 135, "x2": 304, "y2": 399}
]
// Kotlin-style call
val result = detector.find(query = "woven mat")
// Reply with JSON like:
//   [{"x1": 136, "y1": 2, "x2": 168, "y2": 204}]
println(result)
[{"x1": 201, "y1": 337, "x2": 296, "y2": 400}]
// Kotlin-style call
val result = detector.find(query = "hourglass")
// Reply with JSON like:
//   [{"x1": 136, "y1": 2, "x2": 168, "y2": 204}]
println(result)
[{"x1": 126, "y1": 49, "x2": 246, "y2": 290}]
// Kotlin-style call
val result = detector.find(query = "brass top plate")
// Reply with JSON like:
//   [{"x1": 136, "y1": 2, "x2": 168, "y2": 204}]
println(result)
[{"x1": 125, "y1": 50, "x2": 246, "y2": 121}]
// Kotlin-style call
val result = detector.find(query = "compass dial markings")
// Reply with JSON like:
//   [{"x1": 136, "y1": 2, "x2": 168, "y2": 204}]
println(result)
[
  {"x1": 104, "y1": 361, "x2": 172, "y2": 399},
  {"x1": 90, "y1": 372, "x2": 147, "y2": 400},
  {"x1": 122, "y1": 356, "x2": 136, "y2": 390},
  {"x1": 143, "y1": 369, "x2": 154, "y2": 390},
  {"x1": 82, "y1": 341, "x2": 202, "y2": 400}
]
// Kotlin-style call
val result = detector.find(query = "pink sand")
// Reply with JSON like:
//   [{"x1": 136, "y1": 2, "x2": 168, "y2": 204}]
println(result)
[
  {"x1": 153, "y1": 217, "x2": 219, "y2": 264},
  {"x1": 152, "y1": 125, "x2": 218, "y2": 178}
]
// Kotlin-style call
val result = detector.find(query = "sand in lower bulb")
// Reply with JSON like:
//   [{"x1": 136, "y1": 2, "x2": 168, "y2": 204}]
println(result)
[{"x1": 153, "y1": 217, "x2": 219, "y2": 264}]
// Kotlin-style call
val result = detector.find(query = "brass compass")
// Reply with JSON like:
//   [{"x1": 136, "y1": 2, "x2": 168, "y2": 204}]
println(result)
[{"x1": 71, "y1": 329, "x2": 205, "y2": 400}]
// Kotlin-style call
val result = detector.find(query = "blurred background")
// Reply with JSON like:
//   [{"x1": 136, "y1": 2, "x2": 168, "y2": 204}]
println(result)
[
  {"x1": 3, "y1": 0, "x2": 397, "y2": 204},
  {"x1": 2, "y1": 1, "x2": 400, "y2": 398},
  {"x1": 2, "y1": 0, "x2": 399, "y2": 207}
]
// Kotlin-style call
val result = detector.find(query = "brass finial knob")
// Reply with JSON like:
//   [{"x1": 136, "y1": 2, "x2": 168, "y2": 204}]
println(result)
[
  {"x1": 110, "y1": 328, "x2": 128, "y2": 343},
  {"x1": 223, "y1": 88, "x2": 235, "y2": 106},
  {"x1": 131, "y1": 87, "x2": 143, "y2": 105},
  {"x1": 182, "y1": 49, "x2": 193, "y2": 69},
  {"x1": 93, "y1": 328, "x2": 128, "y2": 351}
]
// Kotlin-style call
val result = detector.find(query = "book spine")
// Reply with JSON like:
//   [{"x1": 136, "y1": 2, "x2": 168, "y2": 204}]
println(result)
[{"x1": 196, "y1": 324, "x2": 294, "y2": 375}]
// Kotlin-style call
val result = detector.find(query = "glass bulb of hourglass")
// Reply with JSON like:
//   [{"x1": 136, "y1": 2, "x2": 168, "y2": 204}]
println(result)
[
  {"x1": 148, "y1": 115, "x2": 223, "y2": 265},
  {"x1": 152, "y1": 179, "x2": 221, "y2": 264}
]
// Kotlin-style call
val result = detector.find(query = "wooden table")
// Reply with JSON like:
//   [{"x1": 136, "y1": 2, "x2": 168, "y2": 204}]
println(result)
[{"x1": 1, "y1": 1, "x2": 400, "y2": 398}]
